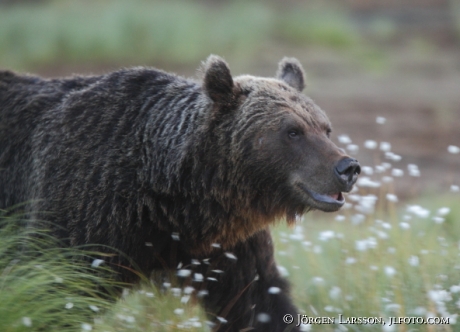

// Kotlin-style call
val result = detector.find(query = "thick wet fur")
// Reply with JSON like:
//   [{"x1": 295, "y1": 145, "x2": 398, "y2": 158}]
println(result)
[{"x1": 0, "y1": 56, "x2": 359, "y2": 331}]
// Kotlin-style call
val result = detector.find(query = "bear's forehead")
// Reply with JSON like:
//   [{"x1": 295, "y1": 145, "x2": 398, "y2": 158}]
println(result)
[{"x1": 235, "y1": 75, "x2": 330, "y2": 129}]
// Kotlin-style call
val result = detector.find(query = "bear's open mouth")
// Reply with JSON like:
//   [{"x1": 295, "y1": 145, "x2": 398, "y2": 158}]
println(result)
[{"x1": 297, "y1": 184, "x2": 345, "y2": 207}]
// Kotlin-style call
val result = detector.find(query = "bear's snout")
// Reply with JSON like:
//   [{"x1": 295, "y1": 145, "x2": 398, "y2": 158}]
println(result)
[{"x1": 334, "y1": 157, "x2": 361, "y2": 190}]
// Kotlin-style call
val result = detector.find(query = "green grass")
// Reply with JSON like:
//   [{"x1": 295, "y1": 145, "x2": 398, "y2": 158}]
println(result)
[
  {"x1": 0, "y1": 213, "x2": 209, "y2": 331},
  {"x1": 0, "y1": 0, "x2": 358, "y2": 71},
  {"x1": 0, "y1": 213, "x2": 118, "y2": 331},
  {"x1": 93, "y1": 283, "x2": 208, "y2": 332}
]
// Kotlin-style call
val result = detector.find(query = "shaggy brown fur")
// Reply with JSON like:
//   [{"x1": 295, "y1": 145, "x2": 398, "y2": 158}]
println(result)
[{"x1": 0, "y1": 56, "x2": 359, "y2": 331}]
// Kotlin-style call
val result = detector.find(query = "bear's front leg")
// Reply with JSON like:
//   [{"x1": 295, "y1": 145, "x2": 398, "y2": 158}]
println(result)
[{"x1": 201, "y1": 229, "x2": 300, "y2": 332}]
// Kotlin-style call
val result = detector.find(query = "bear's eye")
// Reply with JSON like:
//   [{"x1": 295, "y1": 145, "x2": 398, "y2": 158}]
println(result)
[
  {"x1": 288, "y1": 129, "x2": 300, "y2": 139},
  {"x1": 326, "y1": 128, "x2": 332, "y2": 138}
]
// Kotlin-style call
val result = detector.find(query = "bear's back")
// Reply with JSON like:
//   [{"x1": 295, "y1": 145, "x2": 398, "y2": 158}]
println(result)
[{"x1": 0, "y1": 71, "x2": 102, "y2": 209}]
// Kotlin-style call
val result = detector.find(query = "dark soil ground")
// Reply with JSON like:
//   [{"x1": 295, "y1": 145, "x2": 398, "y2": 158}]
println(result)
[{"x1": 33, "y1": 45, "x2": 460, "y2": 200}]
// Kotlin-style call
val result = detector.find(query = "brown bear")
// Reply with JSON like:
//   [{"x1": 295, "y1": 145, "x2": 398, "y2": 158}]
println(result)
[{"x1": 0, "y1": 56, "x2": 360, "y2": 331}]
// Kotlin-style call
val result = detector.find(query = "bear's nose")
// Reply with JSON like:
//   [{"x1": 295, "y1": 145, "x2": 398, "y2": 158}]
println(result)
[{"x1": 335, "y1": 157, "x2": 361, "y2": 188}]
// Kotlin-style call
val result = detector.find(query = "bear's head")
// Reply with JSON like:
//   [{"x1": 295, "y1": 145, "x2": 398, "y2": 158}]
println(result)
[{"x1": 201, "y1": 55, "x2": 360, "y2": 225}]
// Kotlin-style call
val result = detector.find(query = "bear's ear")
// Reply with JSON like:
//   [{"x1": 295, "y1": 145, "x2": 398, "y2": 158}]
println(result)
[
  {"x1": 276, "y1": 57, "x2": 306, "y2": 92},
  {"x1": 202, "y1": 55, "x2": 234, "y2": 104}
]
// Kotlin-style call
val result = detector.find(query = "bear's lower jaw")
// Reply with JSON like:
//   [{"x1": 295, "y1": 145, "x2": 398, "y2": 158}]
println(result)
[{"x1": 296, "y1": 184, "x2": 345, "y2": 212}]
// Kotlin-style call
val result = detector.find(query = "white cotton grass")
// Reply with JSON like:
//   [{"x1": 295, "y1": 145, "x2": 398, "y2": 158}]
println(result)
[
  {"x1": 318, "y1": 230, "x2": 335, "y2": 241},
  {"x1": 346, "y1": 144, "x2": 359, "y2": 154},
  {"x1": 447, "y1": 145, "x2": 460, "y2": 154},
  {"x1": 81, "y1": 323, "x2": 92, "y2": 331},
  {"x1": 268, "y1": 287, "x2": 281, "y2": 294},
  {"x1": 329, "y1": 286, "x2": 341, "y2": 300},
  {"x1": 384, "y1": 266, "x2": 396, "y2": 277},
  {"x1": 386, "y1": 193, "x2": 398, "y2": 202},
  {"x1": 91, "y1": 259, "x2": 104, "y2": 268},
  {"x1": 380, "y1": 142, "x2": 391, "y2": 152},
  {"x1": 337, "y1": 134, "x2": 352, "y2": 144},
  {"x1": 177, "y1": 269, "x2": 192, "y2": 278},
  {"x1": 224, "y1": 252, "x2": 237, "y2": 260},
  {"x1": 262, "y1": 131, "x2": 460, "y2": 332},
  {"x1": 22, "y1": 317, "x2": 32, "y2": 327},
  {"x1": 364, "y1": 140, "x2": 378, "y2": 149}
]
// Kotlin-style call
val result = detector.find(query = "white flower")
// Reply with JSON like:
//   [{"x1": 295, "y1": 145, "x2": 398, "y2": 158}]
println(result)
[
  {"x1": 177, "y1": 269, "x2": 191, "y2": 278},
  {"x1": 216, "y1": 317, "x2": 228, "y2": 324},
  {"x1": 174, "y1": 308, "x2": 184, "y2": 315},
  {"x1": 351, "y1": 214, "x2": 365, "y2": 225},
  {"x1": 194, "y1": 273, "x2": 204, "y2": 282},
  {"x1": 89, "y1": 305, "x2": 99, "y2": 312},
  {"x1": 22, "y1": 317, "x2": 32, "y2": 327},
  {"x1": 437, "y1": 207, "x2": 450, "y2": 216},
  {"x1": 268, "y1": 287, "x2": 281, "y2": 294},
  {"x1": 451, "y1": 185, "x2": 459, "y2": 193},
  {"x1": 428, "y1": 289, "x2": 451, "y2": 303},
  {"x1": 380, "y1": 142, "x2": 391, "y2": 152},
  {"x1": 385, "y1": 152, "x2": 402, "y2": 161},
  {"x1": 407, "y1": 205, "x2": 430, "y2": 218},
  {"x1": 355, "y1": 237, "x2": 377, "y2": 251},
  {"x1": 450, "y1": 285, "x2": 460, "y2": 293},
  {"x1": 384, "y1": 266, "x2": 396, "y2": 277},
  {"x1": 382, "y1": 176, "x2": 394, "y2": 183},
  {"x1": 224, "y1": 252, "x2": 237, "y2": 260},
  {"x1": 257, "y1": 313, "x2": 271, "y2": 323},
  {"x1": 65, "y1": 302, "x2": 74, "y2": 309},
  {"x1": 391, "y1": 169, "x2": 404, "y2": 177},
  {"x1": 318, "y1": 230, "x2": 335, "y2": 241},
  {"x1": 338, "y1": 134, "x2": 352, "y2": 144},
  {"x1": 361, "y1": 166, "x2": 374, "y2": 175},
  {"x1": 81, "y1": 323, "x2": 92, "y2": 331},
  {"x1": 357, "y1": 177, "x2": 381, "y2": 188},
  {"x1": 364, "y1": 140, "x2": 378, "y2": 149},
  {"x1": 408, "y1": 164, "x2": 420, "y2": 177},
  {"x1": 355, "y1": 195, "x2": 378, "y2": 214},
  {"x1": 171, "y1": 288, "x2": 181, "y2": 296},
  {"x1": 448, "y1": 145, "x2": 460, "y2": 154},
  {"x1": 329, "y1": 286, "x2": 341, "y2": 300},
  {"x1": 313, "y1": 276, "x2": 324, "y2": 284},
  {"x1": 335, "y1": 215, "x2": 346, "y2": 222},
  {"x1": 408, "y1": 256, "x2": 419, "y2": 266},
  {"x1": 386, "y1": 194, "x2": 398, "y2": 202},
  {"x1": 376, "y1": 116, "x2": 386, "y2": 124},
  {"x1": 345, "y1": 257, "x2": 357, "y2": 264},
  {"x1": 399, "y1": 222, "x2": 410, "y2": 229},
  {"x1": 346, "y1": 144, "x2": 359, "y2": 154},
  {"x1": 184, "y1": 286, "x2": 195, "y2": 294},
  {"x1": 91, "y1": 259, "x2": 104, "y2": 268}
]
